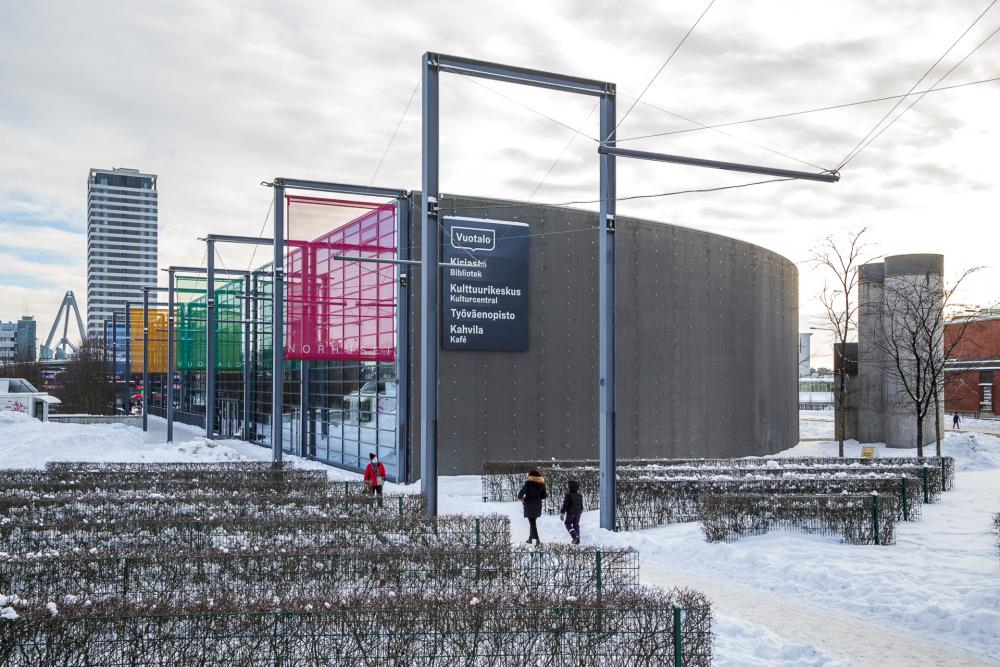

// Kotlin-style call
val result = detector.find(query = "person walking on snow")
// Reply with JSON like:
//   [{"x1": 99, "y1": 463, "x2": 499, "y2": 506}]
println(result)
[
  {"x1": 952, "y1": 413, "x2": 961, "y2": 429},
  {"x1": 560, "y1": 479, "x2": 584, "y2": 545},
  {"x1": 517, "y1": 469, "x2": 547, "y2": 545},
  {"x1": 364, "y1": 453, "x2": 386, "y2": 496}
]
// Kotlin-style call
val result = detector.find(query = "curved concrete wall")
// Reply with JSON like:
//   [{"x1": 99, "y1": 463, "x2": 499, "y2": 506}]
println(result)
[{"x1": 407, "y1": 194, "x2": 799, "y2": 475}]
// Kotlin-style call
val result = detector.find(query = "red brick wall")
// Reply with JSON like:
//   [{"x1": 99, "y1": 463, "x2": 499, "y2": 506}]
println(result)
[
  {"x1": 945, "y1": 319, "x2": 1000, "y2": 360},
  {"x1": 944, "y1": 371, "x2": 987, "y2": 413}
]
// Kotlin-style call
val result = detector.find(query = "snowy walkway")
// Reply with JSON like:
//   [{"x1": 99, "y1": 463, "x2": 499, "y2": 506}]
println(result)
[{"x1": 642, "y1": 564, "x2": 1000, "y2": 667}]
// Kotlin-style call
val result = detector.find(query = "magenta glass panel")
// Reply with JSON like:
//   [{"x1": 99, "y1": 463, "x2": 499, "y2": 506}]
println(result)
[{"x1": 285, "y1": 196, "x2": 396, "y2": 361}]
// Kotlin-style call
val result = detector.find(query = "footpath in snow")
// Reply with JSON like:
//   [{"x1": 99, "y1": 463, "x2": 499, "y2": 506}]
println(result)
[{"x1": 2, "y1": 410, "x2": 1000, "y2": 666}]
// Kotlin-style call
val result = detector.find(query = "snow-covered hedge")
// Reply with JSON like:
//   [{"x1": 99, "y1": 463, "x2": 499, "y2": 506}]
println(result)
[
  {"x1": 540, "y1": 468, "x2": 924, "y2": 528},
  {"x1": 43, "y1": 461, "x2": 290, "y2": 472},
  {"x1": 481, "y1": 456, "x2": 954, "y2": 503},
  {"x1": 699, "y1": 493, "x2": 898, "y2": 545},
  {"x1": 0, "y1": 492, "x2": 427, "y2": 525},
  {"x1": 0, "y1": 545, "x2": 638, "y2": 603},
  {"x1": 0, "y1": 467, "x2": 330, "y2": 492},
  {"x1": 0, "y1": 514, "x2": 512, "y2": 555},
  {"x1": 0, "y1": 588, "x2": 712, "y2": 666},
  {"x1": 994, "y1": 513, "x2": 1000, "y2": 560}
]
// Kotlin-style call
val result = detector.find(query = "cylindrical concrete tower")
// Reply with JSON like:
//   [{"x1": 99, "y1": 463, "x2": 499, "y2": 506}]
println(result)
[
  {"x1": 883, "y1": 254, "x2": 944, "y2": 449},
  {"x1": 857, "y1": 262, "x2": 886, "y2": 444}
]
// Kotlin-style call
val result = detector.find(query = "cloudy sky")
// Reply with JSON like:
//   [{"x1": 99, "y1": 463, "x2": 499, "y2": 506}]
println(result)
[{"x1": 2, "y1": 0, "x2": 998, "y2": 365}]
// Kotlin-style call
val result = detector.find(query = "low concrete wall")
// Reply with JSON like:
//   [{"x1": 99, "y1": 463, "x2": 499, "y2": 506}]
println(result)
[{"x1": 49, "y1": 415, "x2": 143, "y2": 427}]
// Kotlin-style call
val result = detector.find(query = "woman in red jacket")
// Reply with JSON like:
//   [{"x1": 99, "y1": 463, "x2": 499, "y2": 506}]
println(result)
[{"x1": 363, "y1": 453, "x2": 386, "y2": 496}]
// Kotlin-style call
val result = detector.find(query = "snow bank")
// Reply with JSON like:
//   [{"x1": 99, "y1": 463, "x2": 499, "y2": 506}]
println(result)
[
  {"x1": 777, "y1": 431, "x2": 1000, "y2": 472},
  {"x1": 0, "y1": 411, "x2": 363, "y2": 483},
  {"x1": 714, "y1": 616, "x2": 848, "y2": 667}
]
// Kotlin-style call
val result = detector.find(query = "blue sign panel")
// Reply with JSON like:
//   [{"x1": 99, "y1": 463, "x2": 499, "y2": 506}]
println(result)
[{"x1": 441, "y1": 216, "x2": 529, "y2": 351}]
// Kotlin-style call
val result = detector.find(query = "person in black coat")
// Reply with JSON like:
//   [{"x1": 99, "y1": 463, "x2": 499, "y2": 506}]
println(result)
[
  {"x1": 517, "y1": 469, "x2": 547, "y2": 545},
  {"x1": 560, "y1": 479, "x2": 584, "y2": 544}
]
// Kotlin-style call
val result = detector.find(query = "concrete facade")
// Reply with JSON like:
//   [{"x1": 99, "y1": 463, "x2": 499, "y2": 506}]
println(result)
[
  {"x1": 406, "y1": 194, "x2": 799, "y2": 475},
  {"x1": 850, "y1": 254, "x2": 944, "y2": 448}
]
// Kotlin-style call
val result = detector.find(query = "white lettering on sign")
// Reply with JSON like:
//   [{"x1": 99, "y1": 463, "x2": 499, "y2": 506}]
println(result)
[{"x1": 450, "y1": 227, "x2": 495, "y2": 252}]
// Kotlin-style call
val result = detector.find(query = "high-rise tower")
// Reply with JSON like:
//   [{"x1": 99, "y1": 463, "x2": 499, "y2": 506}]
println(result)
[{"x1": 86, "y1": 167, "x2": 158, "y2": 336}]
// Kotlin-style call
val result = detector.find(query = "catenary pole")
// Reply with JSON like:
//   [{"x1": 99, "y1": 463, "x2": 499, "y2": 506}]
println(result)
[
  {"x1": 167, "y1": 269, "x2": 176, "y2": 442},
  {"x1": 205, "y1": 239, "x2": 216, "y2": 439},
  {"x1": 142, "y1": 289, "x2": 150, "y2": 431},
  {"x1": 598, "y1": 90, "x2": 617, "y2": 531},
  {"x1": 271, "y1": 180, "x2": 285, "y2": 464},
  {"x1": 420, "y1": 53, "x2": 440, "y2": 516}
]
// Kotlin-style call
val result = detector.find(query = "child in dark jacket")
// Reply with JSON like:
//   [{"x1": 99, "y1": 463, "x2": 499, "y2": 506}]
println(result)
[{"x1": 559, "y1": 479, "x2": 583, "y2": 544}]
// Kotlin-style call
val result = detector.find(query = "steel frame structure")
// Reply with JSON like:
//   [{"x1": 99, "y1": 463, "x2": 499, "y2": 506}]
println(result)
[
  {"x1": 270, "y1": 178, "x2": 410, "y2": 479},
  {"x1": 421, "y1": 52, "x2": 838, "y2": 527},
  {"x1": 141, "y1": 287, "x2": 169, "y2": 433}
]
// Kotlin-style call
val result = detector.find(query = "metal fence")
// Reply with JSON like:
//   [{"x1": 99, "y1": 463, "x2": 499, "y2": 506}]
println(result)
[
  {"x1": 0, "y1": 590, "x2": 712, "y2": 667},
  {"x1": 0, "y1": 545, "x2": 638, "y2": 602},
  {"x1": 1, "y1": 514, "x2": 512, "y2": 555}
]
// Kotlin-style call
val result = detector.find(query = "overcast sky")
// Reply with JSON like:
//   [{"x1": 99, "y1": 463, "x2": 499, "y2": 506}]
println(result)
[{"x1": 2, "y1": 0, "x2": 998, "y2": 365}]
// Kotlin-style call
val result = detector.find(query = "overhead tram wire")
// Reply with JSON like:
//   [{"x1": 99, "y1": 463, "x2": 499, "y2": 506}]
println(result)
[
  {"x1": 246, "y1": 196, "x2": 274, "y2": 272},
  {"x1": 455, "y1": 74, "x2": 600, "y2": 142},
  {"x1": 370, "y1": 78, "x2": 420, "y2": 186},
  {"x1": 620, "y1": 93, "x2": 832, "y2": 172},
  {"x1": 612, "y1": 0, "x2": 718, "y2": 138},
  {"x1": 615, "y1": 74, "x2": 1000, "y2": 143},
  {"x1": 840, "y1": 22, "x2": 1000, "y2": 168},
  {"x1": 837, "y1": 0, "x2": 998, "y2": 170}
]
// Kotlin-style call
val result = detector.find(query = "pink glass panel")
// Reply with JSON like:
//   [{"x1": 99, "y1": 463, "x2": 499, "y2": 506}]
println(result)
[{"x1": 285, "y1": 196, "x2": 396, "y2": 361}]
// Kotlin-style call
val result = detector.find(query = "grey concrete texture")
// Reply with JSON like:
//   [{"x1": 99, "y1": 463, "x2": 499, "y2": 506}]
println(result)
[
  {"x1": 406, "y1": 193, "x2": 799, "y2": 476},
  {"x1": 849, "y1": 254, "x2": 944, "y2": 448}
]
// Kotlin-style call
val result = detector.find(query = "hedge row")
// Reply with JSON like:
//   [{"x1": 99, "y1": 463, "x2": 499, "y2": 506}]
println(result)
[
  {"x1": 482, "y1": 456, "x2": 954, "y2": 502},
  {"x1": 540, "y1": 465, "x2": 939, "y2": 516},
  {"x1": 994, "y1": 513, "x2": 1000, "y2": 560},
  {"x1": 1, "y1": 514, "x2": 512, "y2": 555},
  {"x1": 0, "y1": 480, "x2": 373, "y2": 506},
  {"x1": 44, "y1": 461, "x2": 286, "y2": 472},
  {"x1": 0, "y1": 492, "x2": 427, "y2": 525},
  {"x1": 0, "y1": 589, "x2": 712, "y2": 667},
  {"x1": 539, "y1": 468, "x2": 923, "y2": 528},
  {"x1": 0, "y1": 544, "x2": 638, "y2": 602},
  {"x1": 699, "y1": 493, "x2": 898, "y2": 545}
]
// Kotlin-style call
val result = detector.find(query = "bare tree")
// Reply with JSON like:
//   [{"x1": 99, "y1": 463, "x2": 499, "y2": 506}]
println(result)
[
  {"x1": 812, "y1": 228, "x2": 870, "y2": 458},
  {"x1": 56, "y1": 338, "x2": 113, "y2": 415}
]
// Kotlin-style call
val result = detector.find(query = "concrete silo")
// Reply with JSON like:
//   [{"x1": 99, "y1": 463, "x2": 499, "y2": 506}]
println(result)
[{"x1": 882, "y1": 254, "x2": 944, "y2": 448}]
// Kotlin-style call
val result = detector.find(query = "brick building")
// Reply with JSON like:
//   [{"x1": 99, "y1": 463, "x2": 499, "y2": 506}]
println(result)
[{"x1": 944, "y1": 311, "x2": 1000, "y2": 417}]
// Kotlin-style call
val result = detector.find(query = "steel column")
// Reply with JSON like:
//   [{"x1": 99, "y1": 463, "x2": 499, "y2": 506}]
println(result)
[
  {"x1": 205, "y1": 239, "x2": 216, "y2": 439},
  {"x1": 142, "y1": 290, "x2": 150, "y2": 431},
  {"x1": 271, "y1": 182, "x2": 285, "y2": 463},
  {"x1": 420, "y1": 53, "x2": 440, "y2": 516},
  {"x1": 598, "y1": 92, "x2": 617, "y2": 531},
  {"x1": 299, "y1": 360, "x2": 309, "y2": 457},
  {"x1": 167, "y1": 270, "x2": 176, "y2": 442},
  {"x1": 243, "y1": 274, "x2": 252, "y2": 440},
  {"x1": 124, "y1": 305, "x2": 131, "y2": 416},
  {"x1": 396, "y1": 196, "x2": 411, "y2": 484},
  {"x1": 112, "y1": 311, "x2": 118, "y2": 414}
]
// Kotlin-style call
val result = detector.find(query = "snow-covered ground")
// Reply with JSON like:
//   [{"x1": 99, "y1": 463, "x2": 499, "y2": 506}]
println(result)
[{"x1": 3, "y1": 409, "x2": 1000, "y2": 666}]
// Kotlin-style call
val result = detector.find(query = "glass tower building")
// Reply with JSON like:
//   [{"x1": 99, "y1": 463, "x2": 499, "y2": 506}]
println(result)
[{"x1": 86, "y1": 168, "x2": 158, "y2": 336}]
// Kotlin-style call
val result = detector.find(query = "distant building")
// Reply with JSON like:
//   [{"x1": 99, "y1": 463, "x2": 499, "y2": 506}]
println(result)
[
  {"x1": 0, "y1": 378, "x2": 61, "y2": 420},
  {"x1": 798, "y1": 333, "x2": 812, "y2": 378},
  {"x1": 87, "y1": 167, "x2": 158, "y2": 336},
  {"x1": 0, "y1": 322, "x2": 14, "y2": 364},
  {"x1": 15, "y1": 316, "x2": 36, "y2": 361},
  {"x1": 945, "y1": 309, "x2": 1000, "y2": 417},
  {"x1": 799, "y1": 376, "x2": 834, "y2": 410}
]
